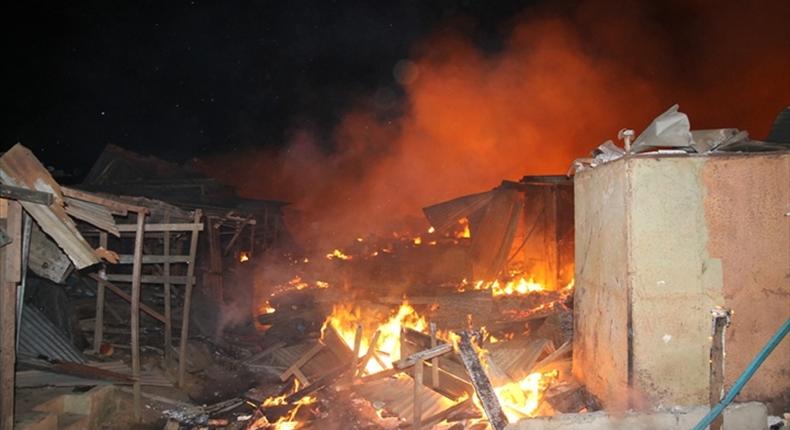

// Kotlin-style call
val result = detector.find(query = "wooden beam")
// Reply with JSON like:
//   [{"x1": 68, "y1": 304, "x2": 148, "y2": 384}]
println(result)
[
  {"x1": 413, "y1": 359, "x2": 423, "y2": 430},
  {"x1": 430, "y1": 322, "x2": 439, "y2": 389},
  {"x1": 0, "y1": 184, "x2": 52, "y2": 205},
  {"x1": 350, "y1": 324, "x2": 362, "y2": 383},
  {"x1": 93, "y1": 232, "x2": 108, "y2": 354},
  {"x1": 117, "y1": 254, "x2": 192, "y2": 264},
  {"x1": 394, "y1": 344, "x2": 453, "y2": 370},
  {"x1": 456, "y1": 331, "x2": 507, "y2": 430},
  {"x1": 88, "y1": 274, "x2": 167, "y2": 324},
  {"x1": 0, "y1": 200, "x2": 22, "y2": 430},
  {"x1": 105, "y1": 274, "x2": 195, "y2": 285},
  {"x1": 178, "y1": 210, "x2": 202, "y2": 388},
  {"x1": 130, "y1": 211, "x2": 146, "y2": 421},
  {"x1": 117, "y1": 223, "x2": 203, "y2": 233},
  {"x1": 61, "y1": 186, "x2": 144, "y2": 215},
  {"x1": 163, "y1": 214, "x2": 172, "y2": 364},
  {"x1": 356, "y1": 330, "x2": 381, "y2": 376}
]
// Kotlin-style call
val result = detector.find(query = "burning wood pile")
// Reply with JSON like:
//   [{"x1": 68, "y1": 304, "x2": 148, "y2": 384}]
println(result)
[{"x1": 160, "y1": 177, "x2": 599, "y2": 429}]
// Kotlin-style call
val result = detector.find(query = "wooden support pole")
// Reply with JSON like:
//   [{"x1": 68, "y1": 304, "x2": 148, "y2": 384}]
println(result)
[
  {"x1": 350, "y1": 324, "x2": 362, "y2": 384},
  {"x1": 178, "y1": 210, "x2": 202, "y2": 388},
  {"x1": 456, "y1": 330, "x2": 508, "y2": 430},
  {"x1": 709, "y1": 308, "x2": 732, "y2": 430},
  {"x1": 93, "y1": 232, "x2": 108, "y2": 354},
  {"x1": 130, "y1": 210, "x2": 146, "y2": 421},
  {"x1": 429, "y1": 322, "x2": 439, "y2": 389},
  {"x1": 413, "y1": 359, "x2": 424, "y2": 430},
  {"x1": 0, "y1": 200, "x2": 22, "y2": 430},
  {"x1": 163, "y1": 214, "x2": 172, "y2": 364}
]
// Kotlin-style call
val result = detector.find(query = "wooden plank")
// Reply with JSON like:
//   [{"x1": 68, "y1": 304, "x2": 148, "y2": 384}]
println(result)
[
  {"x1": 394, "y1": 344, "x2": 453, "y2": 370},
  {"x1": 430, "y1": 323, "x2": 439, "y2": 389},
  {"x1": 117, "y1": 254, "x2": 192, "y2": 264},
  {"x1": 0, "y1": 184, "x2": 52, "y2": 205},
  {"x1": 456, "y1": 331, "x2": 507, "y2": 430},
  {"x1": 163, "y1": 214, "x2": 172, "y2": 364},
  {"x1": 350, "y1": 324, "x2": 362, "y2": 383},
  {"x1": 116, "y1": 223, "x2": 203, "y2": 232},
  {"x1": 413, "y1": 360, "x2": 423, "y2": 430},
  {"x1": 178, "y1": 210, "x2": 202, "y2": 388},
  {"x1": 206, "y1": 217, "x2": 223, "y2": 301},
  {"x1": 0, "y1": 200, "x2": 22, "y2": 430},
  {"x1": 93, "y1": 232, "x2": 108, "y2": 354},
  {"x1": 89, "y1": 274, "x2": 167, "y2": 323},
  {"x1": 279, "y1": 342, "x2": 324, "y2": 383},
  {"x1": 105, "y1": 274, "x2": 195, "y2": 285},
  {"x1": 130, "y1": 211, "x2": 146, "y2": 421}
]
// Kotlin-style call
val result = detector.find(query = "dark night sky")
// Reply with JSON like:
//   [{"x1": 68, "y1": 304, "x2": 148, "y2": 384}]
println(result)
[{"x1": 4, "y1": 0, "x2": 529, "y2": 175}]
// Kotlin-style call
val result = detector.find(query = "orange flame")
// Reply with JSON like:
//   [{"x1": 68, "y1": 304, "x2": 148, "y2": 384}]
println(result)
[
  {"x1": 326, "y1": 249, "x2": 353, "y2": 260},
  {"x1": 322, "y1": 301, "x2": 427, "y2": 374}
]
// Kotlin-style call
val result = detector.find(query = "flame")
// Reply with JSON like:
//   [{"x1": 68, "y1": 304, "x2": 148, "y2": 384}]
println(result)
[
  {"x1": 413, "y1": 236, "x2": 422, "y2": 245},
  {"x1": 428, "y1": 226, "x2": 436, "y2": 233},
  {"x1": 239, "y1": 251, "x2": 250, "y2": 263},
  {"x1": 473, "y1": 371, "x2": 559, "y2": 422},
  {"x1": 326, "y1": 249, "x2": 353, "y2": 260},
  {"x1": 456, "y1": 218, "x2": 471, "y2": 238},
  {"x1": 467, "y1": 276, "x2": 546, "y2": 297},
  {"x1": 322, "y1": 301, "x2": 427, "y2": 374},
  {"x1": 260, "y1": 301, "x2": 276, "y2": 315},
  {"x1": 252, "y1": 392, "x2": 317, "y2": 430}
]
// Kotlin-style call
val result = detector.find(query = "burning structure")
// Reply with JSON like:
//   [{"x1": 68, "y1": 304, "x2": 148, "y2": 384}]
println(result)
[{"x1": 0, "y1": 99, "x2": 788, "y2": 430}]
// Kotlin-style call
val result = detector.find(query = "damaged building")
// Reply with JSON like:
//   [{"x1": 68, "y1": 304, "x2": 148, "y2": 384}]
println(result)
[{"x1": 0, "y1": 105, "x2": 788, "y2": 430}]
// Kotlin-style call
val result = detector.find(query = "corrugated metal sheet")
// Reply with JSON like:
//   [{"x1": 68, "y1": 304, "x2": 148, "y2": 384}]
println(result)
[{"x1": 18, "y1": 306, "x2": 86, "y2": 364}]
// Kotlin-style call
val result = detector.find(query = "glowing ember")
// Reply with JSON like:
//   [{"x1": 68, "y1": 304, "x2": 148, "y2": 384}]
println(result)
[
  {"x1": 322, "y1": 301, "x2": 427, "y2": 373},
  {"x1": 326, "y1": 249, "x2": 352, "y2": 260},
  {"x1": 413, "y1": 237, "x2": 422, "y2": 245},
  {"x1": 428, "y1": 226, "x2": 435, "y2": 233},
  {"x1": 239, "y1": 251, "x2": 250, "y2": 262},
  {"x1": 260, "y1": 301, "x2": 276, "y2": 314}
]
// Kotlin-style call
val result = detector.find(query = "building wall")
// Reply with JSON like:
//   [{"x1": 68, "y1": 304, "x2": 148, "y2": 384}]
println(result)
[
  {"x1": 572, "y1": 159, "x2": 630, "y2": 410},
  {"x1": 573, "y1": 152, "x2": 790, "y2": 411}
]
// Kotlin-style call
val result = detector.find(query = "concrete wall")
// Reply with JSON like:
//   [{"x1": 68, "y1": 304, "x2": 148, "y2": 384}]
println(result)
[{"x1": 573, "y1": 152, "x2": 789, "y2": 411}]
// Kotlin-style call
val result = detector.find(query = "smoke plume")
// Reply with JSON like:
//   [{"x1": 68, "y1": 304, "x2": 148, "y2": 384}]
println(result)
[{"x1": 197, "y1": 0, "x2": 790, "y2": 250}]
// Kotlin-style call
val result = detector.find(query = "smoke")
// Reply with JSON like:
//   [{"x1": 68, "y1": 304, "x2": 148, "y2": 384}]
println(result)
[{"x1": 197, "y1": 0, "x2": 790, "y2": 250}]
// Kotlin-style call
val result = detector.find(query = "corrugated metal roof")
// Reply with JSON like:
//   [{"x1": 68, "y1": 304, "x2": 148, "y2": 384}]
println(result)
[{"x1": 18, "y1": 306, "x2": 86, "y2": 364}]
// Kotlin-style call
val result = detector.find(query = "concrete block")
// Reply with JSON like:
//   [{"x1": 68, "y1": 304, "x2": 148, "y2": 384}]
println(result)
[{"x1": 506, "y1": 401, "x2": 768, "y2": 430}]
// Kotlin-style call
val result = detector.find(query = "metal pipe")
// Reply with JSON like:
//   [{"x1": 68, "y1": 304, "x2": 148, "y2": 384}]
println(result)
[{"x1": 692, "y1": 317, "x2": 790, "y2": 430}]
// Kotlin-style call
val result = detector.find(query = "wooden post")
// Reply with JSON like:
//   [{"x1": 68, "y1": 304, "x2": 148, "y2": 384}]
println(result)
[
  {"x1": 413, "y1": 359, "x2": 424, "y2": 430},
  {"x1": 349, "y1": 324, "x2": 362, "y2": 384},
  {"x1": 178, "y1": 210, "x2": 202, "y2": 387},
  {"x1": 429, "y1": 322, "x2": 439, "y2": 389},
  {"x1": 457, "y1": 330, "x2": 508, "y2": 430},
  {"x1": 1, "y1": 201, "x2": 23, "y2": 430},
  {"x1": 130, "y1": 210, "x2": 146, "y2": 421},
  {"x1": 710, "y1": 308, "x2": 731, "y2": 430},
  {"x1": 163, "y1": 214, "x2": 172, "y2": 364},
  {"x1": 93, "y1": 231, "x2": 107, "y2": 354}
]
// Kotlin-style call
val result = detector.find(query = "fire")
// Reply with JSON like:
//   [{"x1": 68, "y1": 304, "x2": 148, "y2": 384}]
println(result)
[
  {"x1": 326, "y1": 249, "x2": 352, "y2": 260},
  {"x1": 456, "y1": 218, "x2": 471, "y2": 239},
  {"x1": 474, "y1": 371, "x2": 559, "y2": 422},
  {"x1": 260, "y1": 301, "x2": 276, "y2": 314},
  {"x1": 251, "y1": 393, "x2": 317, "y2": 430},
  {"x1": 322, "y1": 301, "x2": 427, "y2": 373},
  {"x1": 467, "y1": 276, "x2": 546, "y2": 297},
  {"x1": 239, "y1": 251, "x2": 250, "y2": 262},
  {"x1": 413, "y1": 236, "x2": 422, "y2": 245}
]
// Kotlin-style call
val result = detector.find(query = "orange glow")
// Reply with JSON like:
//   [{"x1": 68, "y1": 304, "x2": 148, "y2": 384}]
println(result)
[
  {"x1": 322, "y1": 301, "x2": 427, "y2": 374},
  {"x1": 251, "y1": 392, "x2": 316, "y2": 430},
  {"x1": 468, "y1": 276, "x2": 546, "y2": 297},
  {"x1": 239, "y1": 251, "x2": 250, "y2": 263},
  {"x1": 413, "y1": 237, "x2": 422, "y2": 245}
]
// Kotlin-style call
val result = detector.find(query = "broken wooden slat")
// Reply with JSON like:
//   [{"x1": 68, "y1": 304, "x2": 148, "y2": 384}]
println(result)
[
  {"x1": 130, "y1": 210, "x2": 146, "y2": 421},
  {"x1": 117, "y1": 254, "x2": 193, "y2": 264},
  {"x1": 349, "y1": 324, "x2": 362, "y2": 383},
  {"x1": 105, "y1": 274, "x2": 195, "y2": 285},
  {"x1": 116, "y1": 223, "x2": 203, "y2": 232},
  {"x1": 89, "y1": 274, "x2": 167, "y2": 323},
  {"x1": 0, "y1": 200, "x2": 22, "y2": 430},
  {"x1": 356, "y1": 330, "x2": 381, "y2": 376},
  {"x1": 430, "y1": 323, "x2": 439, "y2": 389},
  {"x1": 413, "y1": 359, "x2": 424, "y2": 430},
  {"x1": 394, "y1": 343, "x2": 453, "y2": 370},
  {"x1": 456, "y1": 330, "x2": 508, "y2": 430}
]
